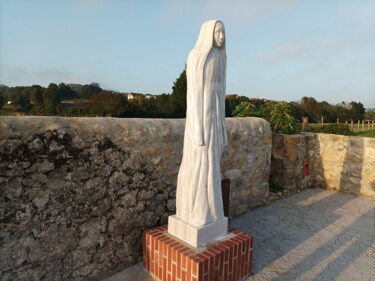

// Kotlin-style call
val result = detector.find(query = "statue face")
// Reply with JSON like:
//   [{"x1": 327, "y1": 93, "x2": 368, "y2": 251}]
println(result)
[{"x1": 213, "y1": 22, "x2": 225, "y2": 48}]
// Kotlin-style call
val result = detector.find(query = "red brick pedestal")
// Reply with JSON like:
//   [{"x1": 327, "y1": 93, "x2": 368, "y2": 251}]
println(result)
[{"x1": 143, "y1": 225, "x2": 253, "y2": 281}]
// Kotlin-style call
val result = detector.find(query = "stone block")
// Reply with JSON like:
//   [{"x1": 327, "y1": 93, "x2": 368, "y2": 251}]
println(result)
[{"x1": 168, "y1": 216, "x2": 228, "y2": 248}]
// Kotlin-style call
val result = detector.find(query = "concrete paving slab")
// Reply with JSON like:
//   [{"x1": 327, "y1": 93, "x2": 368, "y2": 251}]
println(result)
[{"x1": 103, "y1": 188, "x2": 375, "y2": 281}]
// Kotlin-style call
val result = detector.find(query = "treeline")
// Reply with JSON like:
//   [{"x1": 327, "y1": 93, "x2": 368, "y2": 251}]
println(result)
[
  {"x1": 1, "y1": 69, "x2": 373, "y2": 124},
  {"x1": 226, "y1": 96, "x2": 370, "y2": 123},
  {"x1": 0, "y1": 71, "x2": 187, "y2": 118}
]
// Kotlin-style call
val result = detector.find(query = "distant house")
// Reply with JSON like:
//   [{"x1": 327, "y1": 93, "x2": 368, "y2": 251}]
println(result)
[
  {"x1": 126, "y1": 92, "x2": 157, "y2": 100},
  {"x1": 225, "y1": 94, "x2": 240, "y2": 100},
  {"x1": 145, "y1": 94, "x2": 157, "y2": 100},
  {"x1": 126, "y1": 93, "x2": 144, "y2": 100}
]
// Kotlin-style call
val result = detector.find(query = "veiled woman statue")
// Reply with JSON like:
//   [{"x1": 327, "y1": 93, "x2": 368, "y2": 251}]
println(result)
[{"x1": 175, "y1": 20, "x2": 227, "y2": 227}]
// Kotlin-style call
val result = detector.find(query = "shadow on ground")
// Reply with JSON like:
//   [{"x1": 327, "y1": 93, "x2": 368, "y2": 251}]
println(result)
[{"x1": 231, "y1": 188, "x2": 375, "y2": 281}]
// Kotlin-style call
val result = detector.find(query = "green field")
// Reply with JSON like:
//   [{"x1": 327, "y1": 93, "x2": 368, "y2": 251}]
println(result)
[{"x1": 308, "y1": 123, "x2": 375, "y2": 138}]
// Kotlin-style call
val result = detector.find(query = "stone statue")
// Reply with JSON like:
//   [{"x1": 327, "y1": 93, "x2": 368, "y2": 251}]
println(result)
[{"x1": 175, "y1": 20, "x2": 227, "y2": 227}]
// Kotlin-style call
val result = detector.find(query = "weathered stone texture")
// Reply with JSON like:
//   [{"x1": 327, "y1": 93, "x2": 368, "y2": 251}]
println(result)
[
  {"x1": 313, "y1": 133, "x2": 375, "y2": 197},
  {"x1": 269, "y1": 134, "x2": 315, "y2": 202},
  {"x1": 0, "y1": 116, "x2": 271, "y2": 280},
  {"x1": 270, "y1": 133, "x2": 375, "y2": 201}
]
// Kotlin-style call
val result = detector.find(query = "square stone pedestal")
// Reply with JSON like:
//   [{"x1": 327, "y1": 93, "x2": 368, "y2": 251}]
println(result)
[
  {"x1": 168, "y1": 215, "x2": 228, "y2": 247},
  {"x1": 143, "y1": 225, "x2": 253, "y2": 281}
]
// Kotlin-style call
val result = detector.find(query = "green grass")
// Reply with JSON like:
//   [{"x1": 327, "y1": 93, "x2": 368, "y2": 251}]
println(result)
[
  {"x1": 354, "y1": 130, "x2": 375, "y2": 137},
  {"x1": 307, "y1": 123, "x2": 375, "y2": 138}
]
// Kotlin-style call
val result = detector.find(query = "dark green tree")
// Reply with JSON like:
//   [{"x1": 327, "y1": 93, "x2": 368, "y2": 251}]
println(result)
[
  {"x1": 29, "y1": 85, "x2": 44, "y2": 115},
  {"x1": 80, "y1": 83, "x2": 102, "y2": 99},
  {"x1": 9, "y1": 87, "x2": 32, "y2": 112},
  {"x1": 0, "y1": 94, "x2": 5, "y2": 109},
  {"x1": 43, "y1": 83, "x2": 61, "y2": 115},
  {"x1": 300, "y1": 96, "x2": 318, "y2": 122},
  {"x1": 349, "y1": 101, "x2": 365, "y2": 121},
  {"x1": 233, "y1": 101, "x2": 297, "y2": 134},
  {"x1": 58, "y1": 83, "x2": 78, "y2": 100},
  {"x1": 170, "y1": 69, "x2": 187, "y2": 117}
]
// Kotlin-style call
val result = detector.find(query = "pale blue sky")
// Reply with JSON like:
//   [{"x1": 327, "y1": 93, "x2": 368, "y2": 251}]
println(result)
[{"x1": 1, "y1": 0, "x2": 374, "y2": 107}]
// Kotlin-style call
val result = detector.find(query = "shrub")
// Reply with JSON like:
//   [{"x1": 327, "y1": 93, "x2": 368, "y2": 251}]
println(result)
[
  {"x1": 309, "y1": 124, "x2": 354, "y2": 136},
  {"x1": 232, "y1": 101, "x2": 298, "y2": 134}
]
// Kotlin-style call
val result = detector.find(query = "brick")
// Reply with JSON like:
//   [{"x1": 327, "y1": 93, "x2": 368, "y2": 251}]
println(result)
[
  {"x1": 198, "y1": 261, "x2": 204, "y2": 280},
  {"x1": 177, "y1": 252, "x2": 182, "y2": 279},
  {"x1": 181, "y1": 269, "x2": 187, "y2": 281},
  {"x1": 157, "y1": 266, "x2": 162, "y2": 279},
  {"x1": 207, "y1": 247, "x2": 220, "y2": 256},
  {"x1": 223, "y1": 261, "x2": 228, "y2": 281},
  {"x1": 163, "y1": 257, "x2": 167, "y2": 278},
  {"x1": 191, "y1": 259, "x2": 198, "y2": 277},
  {"x1": 187, "y1": 258, "x2": 192, "y2": 280},
  {"x1": 172, "y1": 262, "x2": 177, "y2": 278},
  {"x1": 167, "y1": 272, "x2": 172, "y2": 281},
  {"x1": 181, "y1": 253, "x2": 187, "y2": 271},
  {"x1": 144, "y1": 226, "x2": 253, "y2": 281}
]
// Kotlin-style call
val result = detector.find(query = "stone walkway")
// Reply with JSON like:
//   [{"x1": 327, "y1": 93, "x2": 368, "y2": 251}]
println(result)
[{"x1": 103, "y1": 188, "x2": 375, "y2": 281}]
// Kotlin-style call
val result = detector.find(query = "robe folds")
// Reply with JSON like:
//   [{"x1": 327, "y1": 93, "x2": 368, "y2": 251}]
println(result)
[{"x1": 176, "y1": 20, "x2": 227, "y2": 227}]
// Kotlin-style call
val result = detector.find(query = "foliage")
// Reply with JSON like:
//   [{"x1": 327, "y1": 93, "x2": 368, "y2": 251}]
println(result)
[
  {"x1": 232, "y1": 101, "x2": 297, "y2": 134},
  {"x1": 300, "y1": 96, "x2": 318, "y2": 122},
  {"x1": 354, "y1": 130, "x2": 375, "y2": 138},
  {"x1": 349, "y1": 101, "x2": 365, "y2": 121},
  {"x1": 43, "y1": 83, "x2": 61, "y2": 115},
  {"x1": 170, "y1": 69, "x2": 187, "y2": 117},
  {"x1": 264, "y1": 102, "x2": 297, "y2": 134},
  {"x1": 366, "y1": 110, "x2": 375, "y2": 121},
  {"x1": 308, "y1": 124, "x2": 354, "y2": 136},
  {"x1": 232, "y1": 102, "x2": 255, "y2": 117},
  {"x1": 0, "y1": 69, "x2": 372, "y2": 124}
]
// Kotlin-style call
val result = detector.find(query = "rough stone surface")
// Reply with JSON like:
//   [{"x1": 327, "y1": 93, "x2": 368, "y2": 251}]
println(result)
[
  {"x1": 0, "y1": 116, "x2": 271, "y2": 280},
  {"x1": 269, "y1": 133, "x2": 375, "y2": 202},
  {"x1": 313, "y1": 133, "x2": 375, "y2": 197},
  {"x1": 269, "y1": 134, "x2": 314, "y2": 202}
]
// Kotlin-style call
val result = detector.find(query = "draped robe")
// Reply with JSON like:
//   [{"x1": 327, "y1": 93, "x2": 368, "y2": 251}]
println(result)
[{"x1": 175, "y1": 20, "x2": 227, "y2": 227}]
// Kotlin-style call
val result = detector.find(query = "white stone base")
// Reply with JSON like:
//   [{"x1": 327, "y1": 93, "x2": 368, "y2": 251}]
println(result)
[{"x1": 168, "y1": 215, "x2": 228, "y2": 248}]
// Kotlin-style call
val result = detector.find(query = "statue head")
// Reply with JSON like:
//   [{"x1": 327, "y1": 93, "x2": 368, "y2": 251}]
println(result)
[
  {"x1": 213, "y1": 21, "x2": 225, "y2": 48},
  {"x1": 191, "y1": 20, "x2": 226, "y2": 72}
]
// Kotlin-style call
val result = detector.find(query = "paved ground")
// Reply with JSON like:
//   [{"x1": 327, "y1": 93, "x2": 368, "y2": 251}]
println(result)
[{"x1": 103, "y1": 188, "x2": 375, "y2": 281}]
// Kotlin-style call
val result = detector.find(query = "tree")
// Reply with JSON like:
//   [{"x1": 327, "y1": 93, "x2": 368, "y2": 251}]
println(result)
[
  {"x1": 9, "y1": 87, "x2": 32, "y2": 112},
  {"x1": 233, "y1": 101, "x2": 297, "y2": 134},
  {"x1": 265, "y1": 102, "x2": 297, "y2": 134},
  {"x1": 43, "y1": 83, "x2": 61, "y2": 114},
  {"x1": 170, "y1": 69, "x2": 187, "y2": 117},
  {"x1": 58, "y1": 83, "x2": 78, "y2": 100},
  {"x1": 29, "y1": 85, "x2": 44, "y2": 115},
  {"x1": 232, "y1": 101, "x2": 255, "y2": 117},
  {"x1": 349, "y1": 101, "x2": 365, "y2": 121},
  {"x1": 300, "y1": 96, "x2": 318, "y2": 122},
  {"x1": 80, "y1": 83, "x2": 102, "y2": 99}
]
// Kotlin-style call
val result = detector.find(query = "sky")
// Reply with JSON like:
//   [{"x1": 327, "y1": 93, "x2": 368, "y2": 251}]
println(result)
[{"x1": 0, "y1": 0, "x2": 374, "y2": 108}]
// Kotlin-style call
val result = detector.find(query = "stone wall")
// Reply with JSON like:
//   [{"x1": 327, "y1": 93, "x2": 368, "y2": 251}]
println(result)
[
  {"x1": 269, "y1": 133, "x2": 375, "y2": 200},
  {"x1": 0, "y1": 116, "x2": 272, "y2": 281},
  {"x1": 313, "y1": 133, "x2": 375, "y2": 197},
  {"x1": 269, "y1": 134, "x2": 315, "y2": 202}
]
